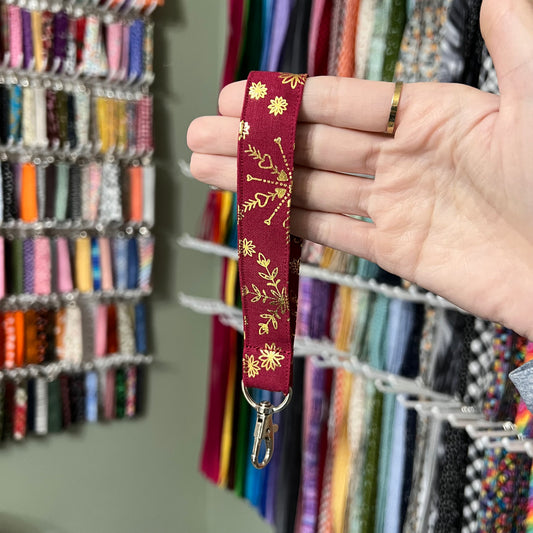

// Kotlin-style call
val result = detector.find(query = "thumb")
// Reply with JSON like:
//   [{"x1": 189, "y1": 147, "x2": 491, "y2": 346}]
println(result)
[{"x1": 481, "y1": 0, "x2": 533, "y2": 100}]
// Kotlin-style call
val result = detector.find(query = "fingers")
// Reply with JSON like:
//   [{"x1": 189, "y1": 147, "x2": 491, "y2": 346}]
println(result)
[
  {"x1": 188, "y1": 115, "x2": 386, "y2": 175},
  {"x1": 219, "y1": 76, "x2": 404, "y2": 133},
  {"x1": 190, "y1": 153, "x2": 373, "y2": 217},
  {"x1": 481, "y1": 0, "x2": 533, "y2": 100},
  {"x1": 290, "y1": 207, "x2": 376, "y2": 261}
]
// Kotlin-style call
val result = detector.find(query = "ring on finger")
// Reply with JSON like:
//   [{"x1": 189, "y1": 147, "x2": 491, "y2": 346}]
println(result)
[{"x1": 385, "y1": 81, "x2": 403, "y2": 135}]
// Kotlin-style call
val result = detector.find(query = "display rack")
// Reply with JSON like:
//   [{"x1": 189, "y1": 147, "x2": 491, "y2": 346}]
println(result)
[{"x1": 0, "y1": 0, "x2": 159, "y2": 442}]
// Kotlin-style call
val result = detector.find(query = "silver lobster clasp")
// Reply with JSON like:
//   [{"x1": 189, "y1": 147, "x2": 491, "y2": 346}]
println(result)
[
  {"x1": 251, "y1": 402, "x2": 277, "y2": 468},
  {"x1": 241, "y1": 382, "x2": 292, "y2": 469}
]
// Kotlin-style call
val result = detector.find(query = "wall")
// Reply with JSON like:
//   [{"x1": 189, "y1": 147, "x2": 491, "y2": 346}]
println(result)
[{"x1": 0, "y1": 2, "x2": 271, "y2": 532}]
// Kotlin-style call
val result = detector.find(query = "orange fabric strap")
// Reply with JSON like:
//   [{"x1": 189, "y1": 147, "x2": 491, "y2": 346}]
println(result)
[
  {"x1": 21, "y1": 163, "x2": 38, "y2": 222},
  {"x1": 14, "y1": 310, "x2": 25, "y2": 367},
  {"x1": 129, "y1": 166, "x2": 143, "y2": 222}
]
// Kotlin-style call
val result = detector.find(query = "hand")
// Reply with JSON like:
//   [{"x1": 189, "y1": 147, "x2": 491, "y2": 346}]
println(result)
[{"x1": 187, "y1": 0, "x2": 533, "y2": 338}]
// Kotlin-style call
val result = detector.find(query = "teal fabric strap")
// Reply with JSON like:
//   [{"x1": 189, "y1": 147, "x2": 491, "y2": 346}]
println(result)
[
  {"x1": 55, "y1": 163, "x2": 69, "y2": 221},
  {"x1": 368, "y1": 294, "x2": 390, "y2": 370},
  {"x1": 366, "y1": 0, "x2": 393, "y2": 80}
]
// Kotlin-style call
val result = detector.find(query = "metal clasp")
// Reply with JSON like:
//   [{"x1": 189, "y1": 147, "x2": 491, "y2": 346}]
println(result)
[
  {"x1": 241, "y1": 382, "x2": 292, "y2": 469},
  {"x1": 252, "y1": 402, "x2": 277, "y2": 468}
]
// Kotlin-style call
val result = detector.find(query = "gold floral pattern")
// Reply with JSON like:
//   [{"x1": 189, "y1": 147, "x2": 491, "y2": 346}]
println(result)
[
  {"x1": 239, "y1": 238, "x2": 256, "y2": 257},
  {"x1": 268, "y1": 96, "x2": 288, "y2": 116},
  {"x1": 238, "y1": 120, "x2": 250, "y2": 140},
  {"x1": 243, "y1": 354, "x2": 260, "y2": 378},
  {"x1": 242, "y1": 252, "x2": 289, "y2": 336},
  {"x1": 259, "y1": 343, "x2": 285, "y2": 371},
  {"x1": 249, "y1": 81, "x2": 267, "y2": 100},
  {"x1": 279, "y1": 73, "x2": 307, "y2": 89}
]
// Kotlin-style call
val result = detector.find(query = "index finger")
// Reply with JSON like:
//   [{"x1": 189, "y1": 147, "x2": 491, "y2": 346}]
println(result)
[{"x1": 218, "y1": 76, "x2": 402, "y2": 133}]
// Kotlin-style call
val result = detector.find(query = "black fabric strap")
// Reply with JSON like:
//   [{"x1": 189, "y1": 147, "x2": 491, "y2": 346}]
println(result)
[{"x1": 274, "y1": 358, "x2": 304, "y2": 533}]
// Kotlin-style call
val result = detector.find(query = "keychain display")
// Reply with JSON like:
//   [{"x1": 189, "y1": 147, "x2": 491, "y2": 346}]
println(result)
[
  {"x1": 0, "y1": 82, "x2": 153, "y2": 157},
  {"x1": 0, "y1": 299, "x2": 150, "y2": 439},
  {"x1": 0, "y1": 0, "x2": 158, "y2": 447},
  {"x1": 0, "y1": 160, "x2": 155, "y2": 227},
  {"x1": 0, "y1": 3, "x2": 155, "y2": 84},
  {"x1": 0, "y1": 233, "x2": 154, "y2": 297},
  {"x1": 0, "y1": 301, "x2": 148, "y2": 368},
  {"x1": 0, "y1": 362, "x2": 149, "y2": 437}
]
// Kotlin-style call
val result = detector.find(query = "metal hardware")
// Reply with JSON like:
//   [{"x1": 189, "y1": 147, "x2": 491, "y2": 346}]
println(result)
[{"x1": 241, "y1": 382, "x2": 292, "y2": 469}]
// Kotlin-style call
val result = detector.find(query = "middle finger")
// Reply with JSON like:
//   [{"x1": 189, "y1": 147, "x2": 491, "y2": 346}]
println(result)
[
  {"x1": 190, "y1": 153, "x2": 373, "y2": 217},
  {"x1": 187, "y1": 115, "x2": 387, "y2": 176}
]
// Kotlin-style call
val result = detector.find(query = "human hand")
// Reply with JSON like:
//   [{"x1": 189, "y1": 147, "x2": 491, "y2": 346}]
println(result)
[{"x1": 187, "y1": 0, "x2": 533, "y2": 337}]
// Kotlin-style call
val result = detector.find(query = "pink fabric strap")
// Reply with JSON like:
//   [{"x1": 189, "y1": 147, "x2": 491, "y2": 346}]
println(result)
[
  {"x1": 95, "y1": 304, "x2": 108, "y2": 358},
  {"x1": 99, "y1": 237, "x2": 114, "y2": 291},
  {"x1": 34, "y1": 237, "x2": 51, "y2": 295},
  {"x1": 307, "y1": 0, "x2": 326, "y2": 75},
  {"x1": 56, "y1": 237, "x2": 73, "y2": 293},
  {"x1": 8, "y1": 6, "x2": 23, "y2": 69}
]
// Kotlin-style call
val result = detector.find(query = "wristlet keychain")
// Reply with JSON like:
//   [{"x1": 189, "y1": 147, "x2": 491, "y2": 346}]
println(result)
[{"x1": 237, "y1": 71, "x2": 307, "y2": 468}]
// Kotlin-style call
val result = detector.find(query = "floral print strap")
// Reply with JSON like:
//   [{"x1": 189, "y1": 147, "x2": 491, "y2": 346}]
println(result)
[{"x1": 238, "y1": 71, "x2": 307, "y2": 395}]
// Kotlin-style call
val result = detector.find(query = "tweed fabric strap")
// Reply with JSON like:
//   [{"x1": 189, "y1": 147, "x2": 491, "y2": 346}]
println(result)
[{"x1": 238, "y1": 71, "x2": 307, "y2": 395}]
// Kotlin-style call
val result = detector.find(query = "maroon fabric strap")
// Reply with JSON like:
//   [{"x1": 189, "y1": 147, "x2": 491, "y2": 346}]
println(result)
[
  {"x1": 238, "y1": 71, "x2": 307, "y2": 395},
  {"x1": 221, "y1": 0, "x2": 245, "y2": 88}
]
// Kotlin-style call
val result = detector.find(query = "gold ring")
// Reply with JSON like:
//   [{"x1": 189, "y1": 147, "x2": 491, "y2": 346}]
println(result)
[{"x1": 385, "y1": 81, "x2": 403, "y2": 135}]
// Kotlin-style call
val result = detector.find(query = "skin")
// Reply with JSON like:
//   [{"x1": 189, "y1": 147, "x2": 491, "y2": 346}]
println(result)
[{"x1": 187, "y1": 0, "x2": 533, "y2": 338}]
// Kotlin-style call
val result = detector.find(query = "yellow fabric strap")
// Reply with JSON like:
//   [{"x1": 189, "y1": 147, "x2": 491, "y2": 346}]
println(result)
[
  {"x1": 110, "y1": 98, "x2": 118, "y2": 149},
  {"x1": 31, "y1": 11, "x2": 44, "y2": 72},
  {"x1": 117, "y1": 100, "x2": 128, "y2": 150},
  {"x1": 75, "y1": 237, "x2": 93, "y2": 292},
  {"x1": 329, "y1": 286, "x2": 355, "y2": 532},
  {"x1": 218, "y1": 191, "x2": 233, "y2": 244},
  {"x1": 330, "y1": 368, "x2": 353, "y2": 533},
  {"x1": 224, "y1": 258, "x2": 238, "y2": 307}
]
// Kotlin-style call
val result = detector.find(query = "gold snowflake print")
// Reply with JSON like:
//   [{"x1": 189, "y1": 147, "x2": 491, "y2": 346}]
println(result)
[
  {"x1": 259, "y1": 343, "x2": 285, "y2": 371},
  {"x1": 239, "y1": 237, "x2": 256, "y2": 257},
  {"x1": 239, "y1": 120, "x2": 250, "y2": 140},
  {"x1": 249, "y1": 81, "x2": 267, "y2": 100},
  {"x1": 243, "y1": 354, "x2": 260, "y2": 378},
  {"x1": 241, "y1": 137, "x2": 293, "y2": 227},
  {"x1": 268, "y1": 96, "x2": 288, "y2": 116},
  {"x1": 279, "y1": 73, "x2": 307, "y2": 89}
]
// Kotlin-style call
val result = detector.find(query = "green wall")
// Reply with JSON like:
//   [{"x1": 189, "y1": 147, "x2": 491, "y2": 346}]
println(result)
[{"x1": 0, "y1": 2, "x2": 272, "y2": 532}]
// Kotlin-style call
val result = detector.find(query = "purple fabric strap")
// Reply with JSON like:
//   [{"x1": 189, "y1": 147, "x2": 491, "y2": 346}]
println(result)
[
  {"x1": 22, "y1": 9, "x2": 33, "y2": 69},
  {"x1": 267, "y1": 0, "x2": 293, "y2": 71},
  {"x1": 297, "y1": 279, "x2": 332, "y2": 532},
  {"x1": 53, "y1": 12, "x2": 69, "y2": 65}
]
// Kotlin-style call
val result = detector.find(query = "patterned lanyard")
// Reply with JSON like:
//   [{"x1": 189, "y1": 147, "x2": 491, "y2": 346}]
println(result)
[{"x1": 238, "y1": 71, "x2": 307, "y2": 468}]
